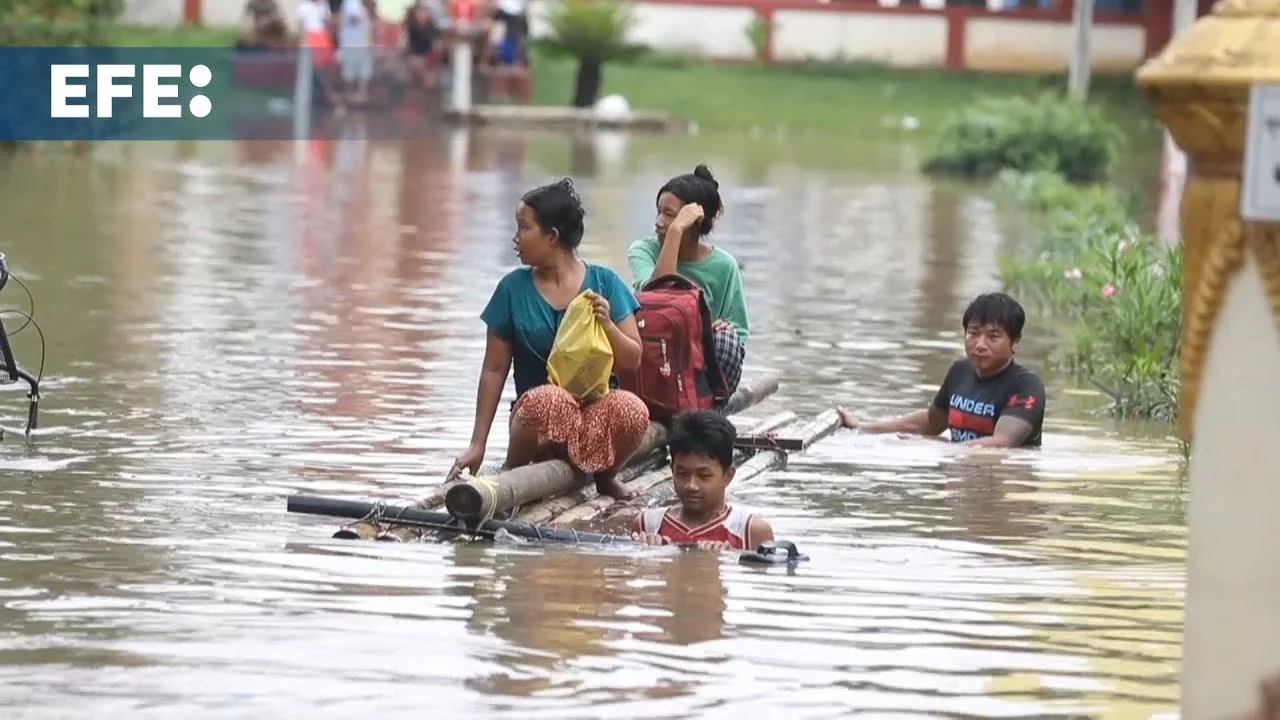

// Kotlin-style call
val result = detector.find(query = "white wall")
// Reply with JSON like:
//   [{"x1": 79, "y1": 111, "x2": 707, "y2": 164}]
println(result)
[
  {"x1": 965, "y1": 17, "x2": 1145, "y2": 71},
  {"x1": 772, "y1": 9, "x2": 948, "y2": 66},
  {"x1": 120, "y1": 0, "x2": 185, "y2": 27},
  {"x1": 533, "y1": 0, "x2": 1146, "y2": 71}
]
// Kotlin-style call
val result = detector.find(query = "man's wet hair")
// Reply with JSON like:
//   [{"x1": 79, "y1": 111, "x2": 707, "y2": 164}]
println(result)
[
  {"x1": 961, "y1": 292, "x2": 1026, "y2": 341},
  {"x1": 668, "y1": 410, "x2": 737, "y2": 470}
]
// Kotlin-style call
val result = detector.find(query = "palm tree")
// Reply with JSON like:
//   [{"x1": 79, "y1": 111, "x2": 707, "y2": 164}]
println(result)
[{"x1": 537, "y1": 0, "x2": 645, "y2": 108}]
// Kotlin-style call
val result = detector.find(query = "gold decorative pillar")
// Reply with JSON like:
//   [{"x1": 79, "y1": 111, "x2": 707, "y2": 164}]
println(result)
[{"x1": 1136, "y1": 1, "x2": 1280, "y2": 717}]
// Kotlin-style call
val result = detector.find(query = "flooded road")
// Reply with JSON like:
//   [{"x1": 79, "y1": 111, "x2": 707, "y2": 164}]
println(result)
[{"x1": 0, "y1": 126, "x2": 1184, "y2": 719}]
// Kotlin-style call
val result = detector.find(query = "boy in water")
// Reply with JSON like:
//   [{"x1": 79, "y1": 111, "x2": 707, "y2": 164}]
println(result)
[
  {"x1": 837, "y1": 292, "x2": 1047, "y2": 449},
  {"x1": 633, "y1": 410, "x2": 775, "y2": 550}
]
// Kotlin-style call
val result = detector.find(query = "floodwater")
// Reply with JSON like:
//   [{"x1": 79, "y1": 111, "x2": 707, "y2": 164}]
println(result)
[{"x1": 0, "y1": 123, "x2": 1185, "y2": 719}]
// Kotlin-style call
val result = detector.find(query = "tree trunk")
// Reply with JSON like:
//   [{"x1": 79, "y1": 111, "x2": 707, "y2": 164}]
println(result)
[{"x1": 572, "y1": 58, "x2": 603, "y2": 108}]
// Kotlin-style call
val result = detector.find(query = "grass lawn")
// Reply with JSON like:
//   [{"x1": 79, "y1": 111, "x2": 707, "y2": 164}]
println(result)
[
  {"x1": 107, "y1": 24, "x2": 240, "y2": 47},
  {"x1": 530, "y1": 51, "x2": 1159, "y2": 142},
  {"x1": 106, "y1": 24, "x2": 1160, "y2": 151}
]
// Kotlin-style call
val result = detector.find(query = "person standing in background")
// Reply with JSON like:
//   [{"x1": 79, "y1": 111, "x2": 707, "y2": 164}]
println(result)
[
  {"x1": 403, "y1": 2, "x2": 441, "y2": 92},
  {"x1": 337, "y1": 0, "x2": 375, "y2": 105},
  {"x1": 490, "y1": 0, "x2": 528, "y2": 67},
  {"x1": 298, "y1": 0, "x2": 345, "y2": 112},
  {"x1": 236, "y1": 0, "x2": 289, "y2": 49}
]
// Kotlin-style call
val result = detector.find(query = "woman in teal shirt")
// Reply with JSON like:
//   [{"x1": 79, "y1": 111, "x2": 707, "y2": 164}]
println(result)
[
  {"x1": 627, "y1": 164, "x2": 749, "y2": 397},
  {"x1": 450, "y1": 179, "x2": 650, "y2": 501}
]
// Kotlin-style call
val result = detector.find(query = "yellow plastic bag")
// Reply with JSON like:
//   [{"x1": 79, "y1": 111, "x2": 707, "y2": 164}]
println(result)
[{"x1": 547, "y1": 292, "x2": 614, "y2": 403}]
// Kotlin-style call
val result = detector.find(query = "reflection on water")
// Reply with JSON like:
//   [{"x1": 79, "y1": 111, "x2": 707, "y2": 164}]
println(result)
[{"x1": 0, "y1": 124, "x2": 1183, "y2": 718}]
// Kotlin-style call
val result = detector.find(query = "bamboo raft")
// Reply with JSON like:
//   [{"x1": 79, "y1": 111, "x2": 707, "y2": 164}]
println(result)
[{"x1": 287, "y1": 374, "x2": 843, "y2": 544}]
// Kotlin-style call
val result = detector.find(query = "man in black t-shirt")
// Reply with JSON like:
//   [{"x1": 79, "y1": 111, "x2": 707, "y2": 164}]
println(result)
[{"x1": 837, "y1": 292, "x2": 1047, "y2": 449}]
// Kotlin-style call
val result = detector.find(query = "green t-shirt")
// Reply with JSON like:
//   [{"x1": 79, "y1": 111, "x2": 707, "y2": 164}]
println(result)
[{"x1": 626, "y1": 237, "x2": 750, "y2": 342}]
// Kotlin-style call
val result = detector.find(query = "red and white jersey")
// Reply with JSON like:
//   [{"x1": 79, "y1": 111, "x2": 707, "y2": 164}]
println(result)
[{"x1": 638, "y1": 505, "x2": 757, "y2": 550}]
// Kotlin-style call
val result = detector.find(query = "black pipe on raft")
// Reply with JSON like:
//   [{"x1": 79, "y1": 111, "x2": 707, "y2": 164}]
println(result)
[
  {"x1": 286, "y1": 493, "x2": 810, "y2": 566},
  {"x1": 287, "y1": 494, "x2": 637, "y2": 545}
]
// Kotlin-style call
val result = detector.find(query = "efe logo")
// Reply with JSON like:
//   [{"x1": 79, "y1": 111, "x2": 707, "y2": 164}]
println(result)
[{"x1": 49, "y1": 63, "x2": 213, "y2": 120}]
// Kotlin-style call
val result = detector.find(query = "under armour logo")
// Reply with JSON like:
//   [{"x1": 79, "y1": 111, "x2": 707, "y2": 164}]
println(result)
[{"x1": 1008, "y1": 394, "x2": 1037, "y2": 410}]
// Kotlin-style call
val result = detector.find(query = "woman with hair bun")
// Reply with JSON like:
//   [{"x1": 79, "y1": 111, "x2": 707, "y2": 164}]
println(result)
[
  {"x1": 627, "y1": 164, "x2": 749, "y2": 397},
  {"x1": 449, "y1": 178, "x2": 651, "y2": 501}
]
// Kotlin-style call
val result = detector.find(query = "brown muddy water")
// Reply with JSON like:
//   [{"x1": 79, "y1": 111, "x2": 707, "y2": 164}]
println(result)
[{"x1": 0, "y1": 124, "x2": 1184, "y2": 719}]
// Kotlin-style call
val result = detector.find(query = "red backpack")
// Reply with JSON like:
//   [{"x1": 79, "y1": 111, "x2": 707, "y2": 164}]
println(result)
[{"x1": 616, "y1": 274, "x2": 728, "y2": 422}]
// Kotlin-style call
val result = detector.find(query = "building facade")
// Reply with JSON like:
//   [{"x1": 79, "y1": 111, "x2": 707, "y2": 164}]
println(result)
[{"x1": 129, "y1": 0, "x2": 1207, "y2": 72}]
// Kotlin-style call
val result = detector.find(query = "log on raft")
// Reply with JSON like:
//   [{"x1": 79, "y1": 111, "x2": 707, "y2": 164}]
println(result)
[
  {"x1": 334, "y1": 475, "x2": 468, "y2": 539},
  {"x1": 732, "y1": 408, "x2": 844, "y2": 452},
  {"x1": 370, "y1": 451, "x2": 668, "y2": 542},
  {"x1": 325, "y1": 406, "x2": 840, "y2": 545},
  {"x1": 338, "y1": 414, "x2": 684, "y2": 538},
  {"x1": 516, "y1": 409, "x2": 801, "y2": 525},
  {"x1": 291, "y1": 495, "x2": 816, "y2": 562},
  {"x1": 560, "y1": 408, "x2": 844, "y2": 529},
  {"x1": 440, "y1": 374, "x2": 781, "y2": 524},
  {"x1": 335, "y1": 374, "x2": 780, "y2": 541}
]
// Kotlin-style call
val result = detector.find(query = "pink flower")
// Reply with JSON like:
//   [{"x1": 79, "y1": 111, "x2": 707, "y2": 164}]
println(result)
[{"x1": 1101, "y1": 283, "x2": 1117, "y2": 299}]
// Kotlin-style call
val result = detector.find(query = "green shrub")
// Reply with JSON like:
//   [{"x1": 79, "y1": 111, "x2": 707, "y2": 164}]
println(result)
[
  {"x1": 1087, "y1": 242, "x2": 1182, "y2": 421},
  {"x1": 996, "y1": 170, "x2": 1182, "y2": 421},
  {"x1": 0, "y1": 0, "x2": 124, "y2": 46},
  {"x1": 923, "y1": 94, "x2": 1125, "y2": 184}
]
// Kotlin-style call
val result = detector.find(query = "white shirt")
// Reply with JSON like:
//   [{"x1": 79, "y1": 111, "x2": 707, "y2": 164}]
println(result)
[
  {"x1": 297, "y1": 0, "x2": 329, "y2": 33},
  {"x1": 338, "y1": 0, "x2": 371, "y2": 48}
]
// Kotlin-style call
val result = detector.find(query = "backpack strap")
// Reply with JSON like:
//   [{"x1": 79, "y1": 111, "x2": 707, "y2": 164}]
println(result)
[{"x1": 641, "y1": 273, "x2": 699, "y2": 293}]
